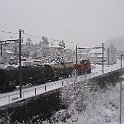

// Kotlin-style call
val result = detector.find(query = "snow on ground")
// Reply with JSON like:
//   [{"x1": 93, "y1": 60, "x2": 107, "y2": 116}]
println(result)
[
  {"x1": 91, "y1": 59, "x2": 121, "y2": 73},
  {"x1": 73, "y1": 83, "x2": 124, "y2": 124},
  {"x1": 42, "y1": 79, "x2": 124, "y2": 124},
  {"x1": 41, "y1": 60, "x2": 124, "y2": 124}
]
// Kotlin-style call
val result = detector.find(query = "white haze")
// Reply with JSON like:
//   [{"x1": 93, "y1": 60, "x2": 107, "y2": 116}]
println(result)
[{"x1": 0, "y1": 0, "x2": 124, "y2": 49}]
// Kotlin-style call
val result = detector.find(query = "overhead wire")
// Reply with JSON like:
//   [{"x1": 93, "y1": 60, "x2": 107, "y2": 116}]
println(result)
[
  {"x1": 0, "y1": 29, "x2": 78, "y2": 48},
  {"x1": 0, "y1": 30, "x2": 18, "y2": 35}
]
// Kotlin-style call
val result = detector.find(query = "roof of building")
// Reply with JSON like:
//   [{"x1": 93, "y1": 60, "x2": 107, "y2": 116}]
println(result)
[
  {"x1": 90, "y1": 48, "x2": 102, "y2": 54},
  {"x1": 5, "y1": 50, "x2": 14, "y2": 54}
]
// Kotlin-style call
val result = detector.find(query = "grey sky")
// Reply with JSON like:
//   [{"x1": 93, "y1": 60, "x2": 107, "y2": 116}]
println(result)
[{"x1": 0, "y1": 0, "x2": 124, "y2": 48}]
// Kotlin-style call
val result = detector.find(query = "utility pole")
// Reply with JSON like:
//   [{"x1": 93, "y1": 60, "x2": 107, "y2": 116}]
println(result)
[
  {"x1": 102, "y1": 43, "x2": 104, "y2": 74},
  {"x1": 120, "y1": 55, "x2": 123, "y2": 124},
  {"x1": 76, "y1": 45, "x2": 78, "y2": 64},
  {"x1": 75, "y1": 45, "x2": 78, "y2": 76},
  {"x1": 93, "y1": 43, "x2": 104, "y2": 74},
  {"x1": 19, "y1": 29, "x2": 22, "y2": 98},
  {"x1": 0, "y1": 31, "x2": 23, "y2": 98},
  {"x1": 0, "y1": 42, "x2": 2, "y2": 56},
  {"x1": 107, "y1": 48, "x2": 109, "y2": 67}
]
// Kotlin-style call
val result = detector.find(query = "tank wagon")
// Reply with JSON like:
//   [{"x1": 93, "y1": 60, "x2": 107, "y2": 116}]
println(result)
[{"x1": 0, "y1": 60, "x2": 91, "y2": 92}]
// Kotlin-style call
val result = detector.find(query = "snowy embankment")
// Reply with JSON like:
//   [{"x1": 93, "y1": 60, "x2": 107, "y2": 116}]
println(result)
[
  {"x1": 42, "y1": 80, "x2": 124, "y2": 124},
  {"x1": 41, "y1": 60, "x2": 124, "y2": 124}
]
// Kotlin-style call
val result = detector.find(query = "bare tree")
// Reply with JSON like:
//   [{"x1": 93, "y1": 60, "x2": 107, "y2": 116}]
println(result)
[
  {"x1": 41, "y1": 37, "x2": 49, "y2": 57},
  {"x1": 58, "y1": 40, "x2": 66, "y2": 49},
  {"x1": 26, "y1": 37, "x2": 32, "y2": 45},
  {"x1": 26, "y1": 37, "x2": 32, "y2": 57}
]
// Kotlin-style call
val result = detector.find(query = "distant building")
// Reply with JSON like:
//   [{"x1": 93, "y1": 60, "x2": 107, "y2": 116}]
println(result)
[
  {"x1": 105, "y1": 46, "x2": 117, "y2": 65},
  {"x1": 49, "y1": 46, "x2": 63, "y2": 58},
  {"x1": 3, "y1": 49, "x2": 14, "y2": 58},
  {"x1": 89, "y1": 48, "x2": 107, "y2": 64}
]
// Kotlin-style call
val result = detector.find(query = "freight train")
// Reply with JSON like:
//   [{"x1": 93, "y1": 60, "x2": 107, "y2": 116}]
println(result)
[{"x1": 0, "y1": 60, "x2": 91, "y2": 92}]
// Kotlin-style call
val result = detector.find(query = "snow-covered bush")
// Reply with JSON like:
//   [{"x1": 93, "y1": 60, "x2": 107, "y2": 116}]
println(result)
[
  {"x1": 0, "y1": 112, "x2": 11, "y2": 124},
  {"x1": 47, "y1": 77, "x2": 121, "y2": 124}
]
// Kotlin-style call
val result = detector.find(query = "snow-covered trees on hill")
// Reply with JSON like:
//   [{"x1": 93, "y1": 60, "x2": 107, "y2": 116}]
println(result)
[
  {"x1": 43, "y1": 79, "x2": 121, "y2": 124},
  {"x1": 58, "y1": 40, "x2": 66, "y2": 49}
]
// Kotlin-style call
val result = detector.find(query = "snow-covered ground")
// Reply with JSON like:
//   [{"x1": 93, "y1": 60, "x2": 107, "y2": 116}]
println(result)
[
  {"x1": 42, "y1": 75, "x2": 124, "y2": 124},
  {"x1": 40, "y1": 60, "x2": 124, "y2": 124},
  {"x1": 41, "y1": 81, "x2": 124, "y2": 124}
]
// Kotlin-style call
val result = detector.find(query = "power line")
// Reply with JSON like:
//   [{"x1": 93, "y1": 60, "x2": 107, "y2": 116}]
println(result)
[
  {"x1": 23, "y1": 33, "x2": 63, "y2": 43},
  {"x1": 0, "y1": 30, "x2": 61, "y2": 45},
  {"x1": 0, "y1": 29, "x2": 77, "y2": 48},
  {"x1": 23, "y1": 33, "x2": 42, "y2": 38},
  {"x1": 0, "y1": 30, "x2": 18, "y2": 35}
]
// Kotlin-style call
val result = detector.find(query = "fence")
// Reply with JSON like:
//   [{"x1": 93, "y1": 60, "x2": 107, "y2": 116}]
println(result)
[{"x1": 0, "y1": 65, "x2": 121, "y2": 107}]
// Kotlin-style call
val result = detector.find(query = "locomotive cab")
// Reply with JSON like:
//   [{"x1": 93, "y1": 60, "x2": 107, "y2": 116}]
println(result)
[{"x1": 74, "y1": 60, "x2": 91, "y2": 75}]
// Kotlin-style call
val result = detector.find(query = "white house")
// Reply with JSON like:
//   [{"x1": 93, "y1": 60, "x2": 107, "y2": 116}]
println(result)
[
  {"x1": 4, "y1": 50, "x2": 14, "y2": 58},
  {"x1": 89, "y1": 48, "x2": 107, "y2": 64}
]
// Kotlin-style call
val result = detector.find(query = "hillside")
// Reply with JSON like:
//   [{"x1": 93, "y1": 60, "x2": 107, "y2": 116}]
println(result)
[{"x1": 105, "y1": 37, "x2": 124, "y2": 52}]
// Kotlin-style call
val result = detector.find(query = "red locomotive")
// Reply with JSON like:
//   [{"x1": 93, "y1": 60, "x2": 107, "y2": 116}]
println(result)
[
  {"x1": 0, "y1": 59, "x2": 91, "y2": 92},
  {"x1": 74, "y1": 60, "x2": 91, "y2": 75}
]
